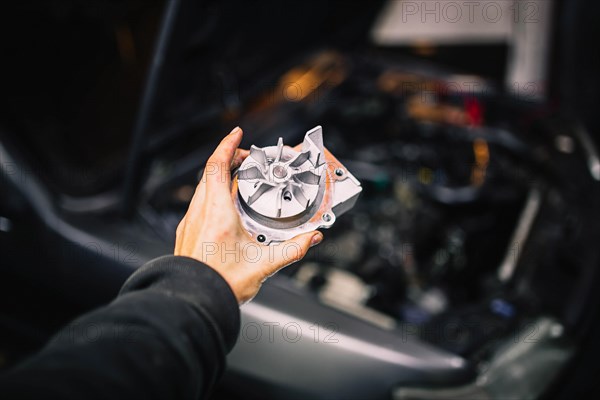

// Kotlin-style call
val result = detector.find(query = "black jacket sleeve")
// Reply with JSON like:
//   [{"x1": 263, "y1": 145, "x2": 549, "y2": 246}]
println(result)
[{"x1": 0, "y1": 255, "x2": 241, "y2": 400}]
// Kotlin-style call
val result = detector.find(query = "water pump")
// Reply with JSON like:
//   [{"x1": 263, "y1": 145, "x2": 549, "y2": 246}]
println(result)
[{"x1": 233, "y1": 126, "x2": 362, "y2": 244}]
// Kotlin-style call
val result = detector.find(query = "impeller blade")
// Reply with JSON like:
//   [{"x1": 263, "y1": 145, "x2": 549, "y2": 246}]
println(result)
[
  {"x1": 302, "y1": 126, "x2": 325, "y2": 167},
  {"x1": 247, "y1": 181, "x2": 275, "y2": 205},
  {"x1": 275, "y1": 185, "x2": 285, "y2": 218},
  {"x1": 250, "y1": 145, "x2": 268, "y2": 169},
  {"x1": 293, "y1": 170, "x2": 321, "y2": 185},
  {"x1": 288, "y1": 150, "x2": 310, "y2": 167},
  {"x1": 238, "y1": 166, "x2": 265, "y2": 181},
  {"x1": 291, "y1": 183, "x2": 309, "y2": 207},
  {"x1": 275, "y1": 137, "x2": 284, "y2": 162}
]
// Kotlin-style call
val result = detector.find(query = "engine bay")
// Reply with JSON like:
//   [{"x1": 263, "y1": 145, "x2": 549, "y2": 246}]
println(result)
[{"x1": 144, "y1": 50, "x2": 598, "y2": 369}]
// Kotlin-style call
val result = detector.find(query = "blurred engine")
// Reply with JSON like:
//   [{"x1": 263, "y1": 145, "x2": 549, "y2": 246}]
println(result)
[{"x1": 147, "y1": 50, "x2": 595, "y2": 363}]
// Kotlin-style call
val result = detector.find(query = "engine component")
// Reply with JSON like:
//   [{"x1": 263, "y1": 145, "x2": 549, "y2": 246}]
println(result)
[{"x1": 233, "y1": 126, "x2": 362, "y2": 244}]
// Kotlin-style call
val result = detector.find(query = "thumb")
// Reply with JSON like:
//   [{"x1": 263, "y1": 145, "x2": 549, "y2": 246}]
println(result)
[
  {"x1": 204, "y1": 127, "x2": 243, "y2": 194},
  {"x1": 264, "y1": 231, "x2": 323, "y2": 276}
]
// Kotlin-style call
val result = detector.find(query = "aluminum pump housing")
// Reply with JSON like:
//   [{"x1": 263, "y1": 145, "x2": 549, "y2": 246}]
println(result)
[{"x1": 232, "y1": 126, "x2": 362, "y2": 244}]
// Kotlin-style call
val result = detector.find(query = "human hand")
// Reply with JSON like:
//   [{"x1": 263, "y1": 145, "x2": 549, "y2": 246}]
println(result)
[{"x1": 174, "y1": 127, "x2": 323, "y2": 304}]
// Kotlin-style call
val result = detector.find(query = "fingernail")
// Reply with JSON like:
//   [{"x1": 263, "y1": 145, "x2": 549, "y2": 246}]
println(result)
[
  {"x1": 311, "y1": 232, "x2": 323, "y2": 247},
  {"x1": 230, "y1": 126, "x2": 242, "y2": 136}
]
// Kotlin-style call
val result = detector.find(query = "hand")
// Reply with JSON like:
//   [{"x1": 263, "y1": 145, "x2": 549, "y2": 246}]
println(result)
[{"x1": 174, "y1": 127, "x2": 324, "y2": 304}]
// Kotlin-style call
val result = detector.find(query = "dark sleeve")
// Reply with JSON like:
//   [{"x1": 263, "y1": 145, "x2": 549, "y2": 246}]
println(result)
[{"x1": 0, "y1": 255, "x2": 240, "y2": 400}]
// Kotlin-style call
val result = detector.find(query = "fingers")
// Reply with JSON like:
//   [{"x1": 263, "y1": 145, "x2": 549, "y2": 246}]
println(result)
[
  {"x1": 231, "y1": 148, "x2": 250, "y2": 169},
  {"x1": 263, "y1": 231, "x2": 323, "y2": 277},
  {"x1": 310, "y1": 231, "x2": 324, "y2": 247}
]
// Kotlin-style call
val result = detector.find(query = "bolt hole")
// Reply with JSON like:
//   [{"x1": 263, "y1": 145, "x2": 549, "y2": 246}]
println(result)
[
  {"x1": 322, "y1": 213, "x2": 332, "y2": 222},
  {"x1": 257, "y1": 234, "x2": 266, "y2": 243},
  {"x1": 283, "y1": 191, "x2": 292, "y2": 201},
  {"x1": 335, "y1": 168, "x2": 344, "y2": 177}
]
